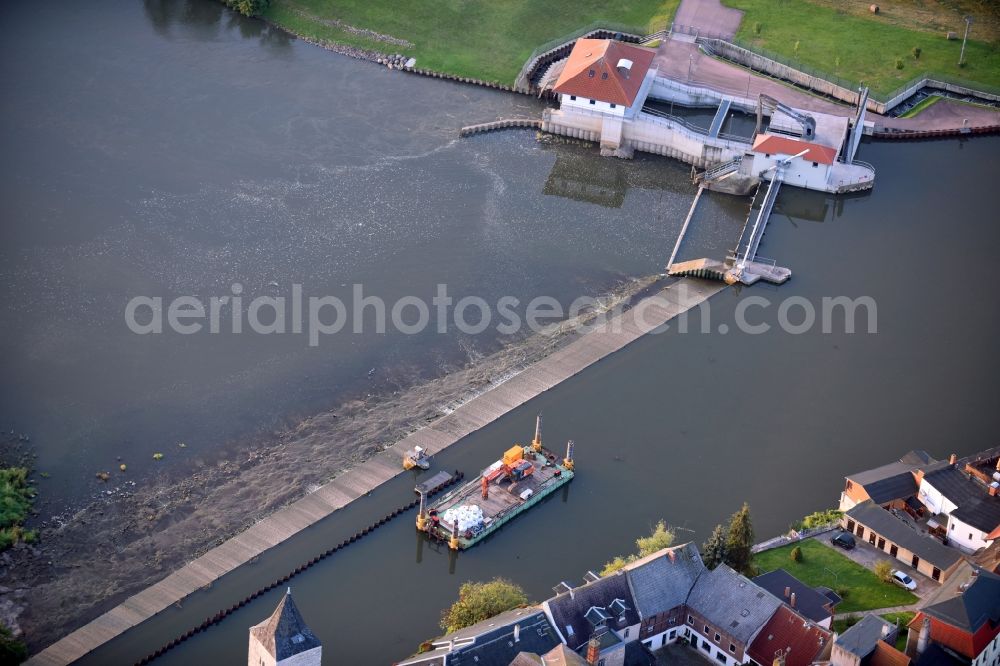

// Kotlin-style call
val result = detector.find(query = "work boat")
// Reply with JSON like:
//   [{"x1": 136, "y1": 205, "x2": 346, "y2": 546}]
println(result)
[{"x1": 416, "y1": 416, "x2": 575, "y2": 550}]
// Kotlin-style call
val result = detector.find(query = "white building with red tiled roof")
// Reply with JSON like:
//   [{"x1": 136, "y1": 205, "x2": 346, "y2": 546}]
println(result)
[{"x1": 553, "y1": 39, "x2": 657, "y2": 119}]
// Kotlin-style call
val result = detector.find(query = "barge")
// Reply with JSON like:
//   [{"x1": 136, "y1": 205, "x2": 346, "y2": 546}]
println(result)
[{"x1": 416, "y1": 416, "x2": 575, "y2": 550}]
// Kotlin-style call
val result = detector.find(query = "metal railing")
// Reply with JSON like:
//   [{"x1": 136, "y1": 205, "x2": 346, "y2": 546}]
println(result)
[
  {"x1": 695, "y1": 30, "x2": 1000, "y2": 104},
  {"x1": 638, "y1": 108, "x2": 750, "y2": 149}
]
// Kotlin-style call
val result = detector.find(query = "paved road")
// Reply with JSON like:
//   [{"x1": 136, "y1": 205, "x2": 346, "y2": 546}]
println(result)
[
  {"x1": 654, "y1": 33, "x2": 1000, "y2": 132},
  {"x1": 673, "y1": 0, "x2": 744, "y2": 39}
]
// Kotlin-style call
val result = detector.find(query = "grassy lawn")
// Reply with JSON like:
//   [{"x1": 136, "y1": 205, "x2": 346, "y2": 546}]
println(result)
[
  {"x1": 754, "y1": 540, "x2": 917, "y2": 613},
  {"x1": 264, "y1": 0, "x2": 679, "y2": 84},
  {"x1": 834, "y1": 612, "x2": 915, "y2": 651},
  {"x1": 722, "y1": 0, "x2": 1000, "y2": 96},
  {"x1": 0, "y1": 467, "x2": 37, "y2": 550}
]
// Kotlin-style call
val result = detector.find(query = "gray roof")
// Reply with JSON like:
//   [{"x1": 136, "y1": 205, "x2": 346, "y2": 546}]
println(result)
[
  {"x1": 249, "y1": 590, "x2": 321, "y2": 661},
  {"x1": 922, "y1": 569, "x2": 1000, "y2": 633},
  {"x1": 753, "y1": 569, "x2": 837, "y2": 624},
  {"x1": 623, "y1": 542, "x2": 705, "y2": 618},
  {"x1": 899, "y1": 450, "x2": 935, "y2": 466},
  {"x1": 845, "y1": 501, "x2": 962, "y2": 570},
  {"x1": 684, "y1": 565, "x2": 781, "y2": 645},
  {"x1": 398, "y1": 607, "x2": 559, "y2": 666},
  {"x1": 848, "y1": 461, "x2": 920, "y2": 504},
  {"x1": 835, "y1": 614, "x2": 895, "y2": 658},
  {"x1": 923, "y1": 466, "x2": 1000, "y2": 532},
  {"x1": 545, "y1": 572, "x2": 640, "y2": 650}
]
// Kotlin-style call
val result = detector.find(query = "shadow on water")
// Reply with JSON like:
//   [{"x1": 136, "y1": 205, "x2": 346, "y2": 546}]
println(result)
[{"x1": 143, "y1": 0, "x2": 291, "y2": 50}]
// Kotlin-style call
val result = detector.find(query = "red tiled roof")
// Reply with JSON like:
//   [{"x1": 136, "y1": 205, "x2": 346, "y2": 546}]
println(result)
[
  {"x1": 868, "y1": 640, "x2": 912, "y2": 666},
  {"x1": 752, "y1": 133, "x2": 838, "y2": 165},
  {"x1": 747, "y1": 606, "x2": 830, "y2": 666},
  {"x1": 553, "y1": 39, "x2": 655, "y2": 107}
]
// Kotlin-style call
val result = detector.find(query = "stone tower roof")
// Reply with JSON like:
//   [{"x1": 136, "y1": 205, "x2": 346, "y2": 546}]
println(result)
[{"x1": 250, "y1": 589, "x2": 322, "y2": 660}]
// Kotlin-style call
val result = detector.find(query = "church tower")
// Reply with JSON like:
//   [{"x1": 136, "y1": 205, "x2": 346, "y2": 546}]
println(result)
[{"x1": 248, "y1": 588, "x2": 322, "y2": 666}]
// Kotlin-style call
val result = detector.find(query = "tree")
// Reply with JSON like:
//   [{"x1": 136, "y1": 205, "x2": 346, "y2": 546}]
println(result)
[
  {"x1": 440, "y1": 578, "x2": 527, "y2": 633},
  {"x1": 912, "y1": 46, "x2": 922, "y2": 60},
  {"x1": 874, "y1": 560, "x2": 894, "y2": 583},
  {"x1": 601, "y1": 520, "x2": 676, "y2": 575},
  {"x1": 790, "y1": 545, "x2": 803, "y2": 563},
  {"x1": 724, "y1": 503, "x2": 755, "y2": 575},
  {"x1": 702, "y1": 524, "x2": 728, "y2": 570},
  {"x1": 0, "y1": 623, "x2": 27, "y2": 664},
  {"x1": 225, "y1": 0, "x2": 269, "y2": 17}
]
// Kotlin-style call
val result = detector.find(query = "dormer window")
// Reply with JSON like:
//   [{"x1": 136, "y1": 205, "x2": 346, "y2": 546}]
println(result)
[
  {"x1": 601, "y1": 72, "x2": 608, "y2": 79},
  {"x1": 588, "y1": 69, "x2": 595, "y2": 78}
]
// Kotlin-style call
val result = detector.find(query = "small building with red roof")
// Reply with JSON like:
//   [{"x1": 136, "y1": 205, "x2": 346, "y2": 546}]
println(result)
[
  {"x1": 747, "y1": 132, "x2": 846, "y2": 191},
  {"x1": 747, "y1": 605, "x2": 831, "y2": 666},
  {"x1": 553, "y1": 39, "x2": 657, "y2": 118}
]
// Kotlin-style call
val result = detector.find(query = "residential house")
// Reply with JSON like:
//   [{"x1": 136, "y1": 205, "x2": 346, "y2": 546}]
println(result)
[
  {"x1": 543, "y1": 569, "x2": 642, "y2": 666},
  {"x1": 907, "y1": 569, "x2": 1000, "y2": 666},
  {"x1": 623, "y1": 542, "x2": 706, "y2": 650},
  {"x1": 247, "y1": 589, "x2": 321, "y2": 666},
  {"x1": 843, "y1": 501, "x2": 964, "y2": 583},
  {"x1": 397, "y1": 606, "x2": 560, "y2": 666},
  {"x1": 683, "y1": 564, "x2": 783, "y2": 666},
  {"x1": 753, "y1": 568, "x2": 842, "y2": 628},
  {"x1": 831, "y1": 615, "x2": 903, "y2": 666},
  {"x1": 839, "y1": 452, "x2": 934, "y2": 512},
  {"x1": 917, "y1": 448, "x2": 1000, "y2": 553},
  {"x1": 746, "y1": 605, "x2": 832, "y2": 666}
]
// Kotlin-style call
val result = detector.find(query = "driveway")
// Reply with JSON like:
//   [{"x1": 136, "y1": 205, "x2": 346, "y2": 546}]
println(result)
[{"x1": 812, "y1": 535, "x2": 935, "y2": 604}]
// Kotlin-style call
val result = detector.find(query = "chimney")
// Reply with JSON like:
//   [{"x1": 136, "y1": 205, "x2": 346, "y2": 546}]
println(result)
[
  {"x1": 616, "y1": 58, "x2": 633, "y2": 79},
  {"x1": 514, "y1": 623, "x2": 520, "y2": 643},
  {"x1": 783, "y1": 586, "x2": 791, "y2": 599},
  {"x1": 586, "y1": 633, "x2": 601, "y2": 665},
  {"x1": 916, "y1": 617, "x2": 930, "y2": 656},
  {"x1": 790, "y1": 592, "x2": 796, "y2": 608},
  {"x1": 949, "y1": 453, "x2": 957, "y2": 465},
  {"x1": 881, "y1": 623, "x2": 890, "y2": 638}
]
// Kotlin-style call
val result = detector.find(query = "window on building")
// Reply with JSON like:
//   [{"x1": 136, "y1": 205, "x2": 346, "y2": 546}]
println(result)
[
  {"x1": 702, "y1": 640, "x2": 711, "y2": 652},
  {"x1": 570, "y1": 95, "x2": 577, "y2": 101},
  {"x1": 912, "y1": 555, "x2": 920, "y2": 568},
  {"x1": 588, "y1": 69, "x2": 595, "y2": 78},
  {"x1": 602, "y1": 72, "x2": 608, "y2": 79},
  {"x1": 812, "y1": 162, "x2": 819, "y2": 167},
  {"x1": 932, "y1": 567, "x2": 941, "y2": 581},
  {"x1": 589, "y1": 99, "x2": 596, "y2": 105},
  {"x1": 625, "y1": 628, "x2": 630, "y2": 638},
  {"x1": 878, "y1": 537, "x2": 886, "y2": 550},
  {"x1": 705, "y1": 625, "x2": 711, "y2": 635},
  {"x1": 730, "y1": 643, "x2": 737, "y2": 653},
  {"x1": 950, "y1": 523, "x2": 955, "y2": 530},
  {"x1": 856, "y1": 525, "x2": 865, "y2": 538},
  {"x1": 688, "y1": 615, "x2": 694, "y2": 625},
  {"x1": 715, "y1": 651, "x2": 728, "y2": 664},
  {"x1": 670, "y1": 630, "x2": 677, "y2": 640},
  {"x1": 890, "y1": 544, "x2": 898, "y2": 557},
  {"x1": 969, "y1": 533, "x2": 974, "y2": 540},
  {"x1": 714, "y1": 632, "x2": 721, "y2": 643},
  {"x1": 610, "y1": 103, "x2": 616, "y2": 108}
]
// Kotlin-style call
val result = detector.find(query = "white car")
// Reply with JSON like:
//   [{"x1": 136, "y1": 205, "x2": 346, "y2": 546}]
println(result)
[{"x1": 891, "y1": 570, "x2": 917, "y2": 591}]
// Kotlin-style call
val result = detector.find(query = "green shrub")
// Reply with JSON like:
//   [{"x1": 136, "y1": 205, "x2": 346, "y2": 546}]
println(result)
[
  {"x1": 874, "y1": 560, "x2": 894, "y2": 583},
  {"x1": 790, "y1": 545, "x2": 803, "y2": 563},
  {"x1": 754, "y1": 22, "x2": 762, "y2": 35},
  {"x1": 912, "y1": 46, "x2": 921, "y2": 60},
  {"x1": 0, "y1": 467, "x2": 35, "y2": 551},
  {"x1": 895, "y1": 58, "x2": 904, "y2": 70}
]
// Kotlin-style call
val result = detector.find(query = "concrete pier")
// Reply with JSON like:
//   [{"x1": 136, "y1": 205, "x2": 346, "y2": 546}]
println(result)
[{"x1": 27, "y1": 278, "x2": 724, "y2": 666}]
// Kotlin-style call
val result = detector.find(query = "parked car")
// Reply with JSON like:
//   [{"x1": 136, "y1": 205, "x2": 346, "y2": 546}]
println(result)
[
  {"x1": 891, "y1": 570, "x2": 917, "y2": 591},
  {"x1": 830, "y1": 531, "x2": 856, "y2": 550}
]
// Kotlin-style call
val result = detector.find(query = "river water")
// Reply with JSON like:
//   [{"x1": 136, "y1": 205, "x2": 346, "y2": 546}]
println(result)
[
  {"x1": 3, "y1": 0, "x2": 1000, "y2": 663},
  {"x1": 0, "y1": 0, "x2": 736, "y2": 515}
]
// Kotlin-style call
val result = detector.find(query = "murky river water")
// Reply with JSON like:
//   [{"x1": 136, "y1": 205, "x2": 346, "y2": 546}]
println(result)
[{"x1": 3, "y1": 0, "x2": 999, "y2": 663}]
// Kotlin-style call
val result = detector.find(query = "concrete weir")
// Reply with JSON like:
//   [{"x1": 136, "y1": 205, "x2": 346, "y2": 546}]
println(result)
[{"x1": 28, "y1": 278, "x2": 724, "y2": 666}]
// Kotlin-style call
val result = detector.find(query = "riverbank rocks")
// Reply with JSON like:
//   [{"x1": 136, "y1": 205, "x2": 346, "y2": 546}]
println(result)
[{"x1": 378, "y1": 53, "x2": 411, "y2": 70}]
